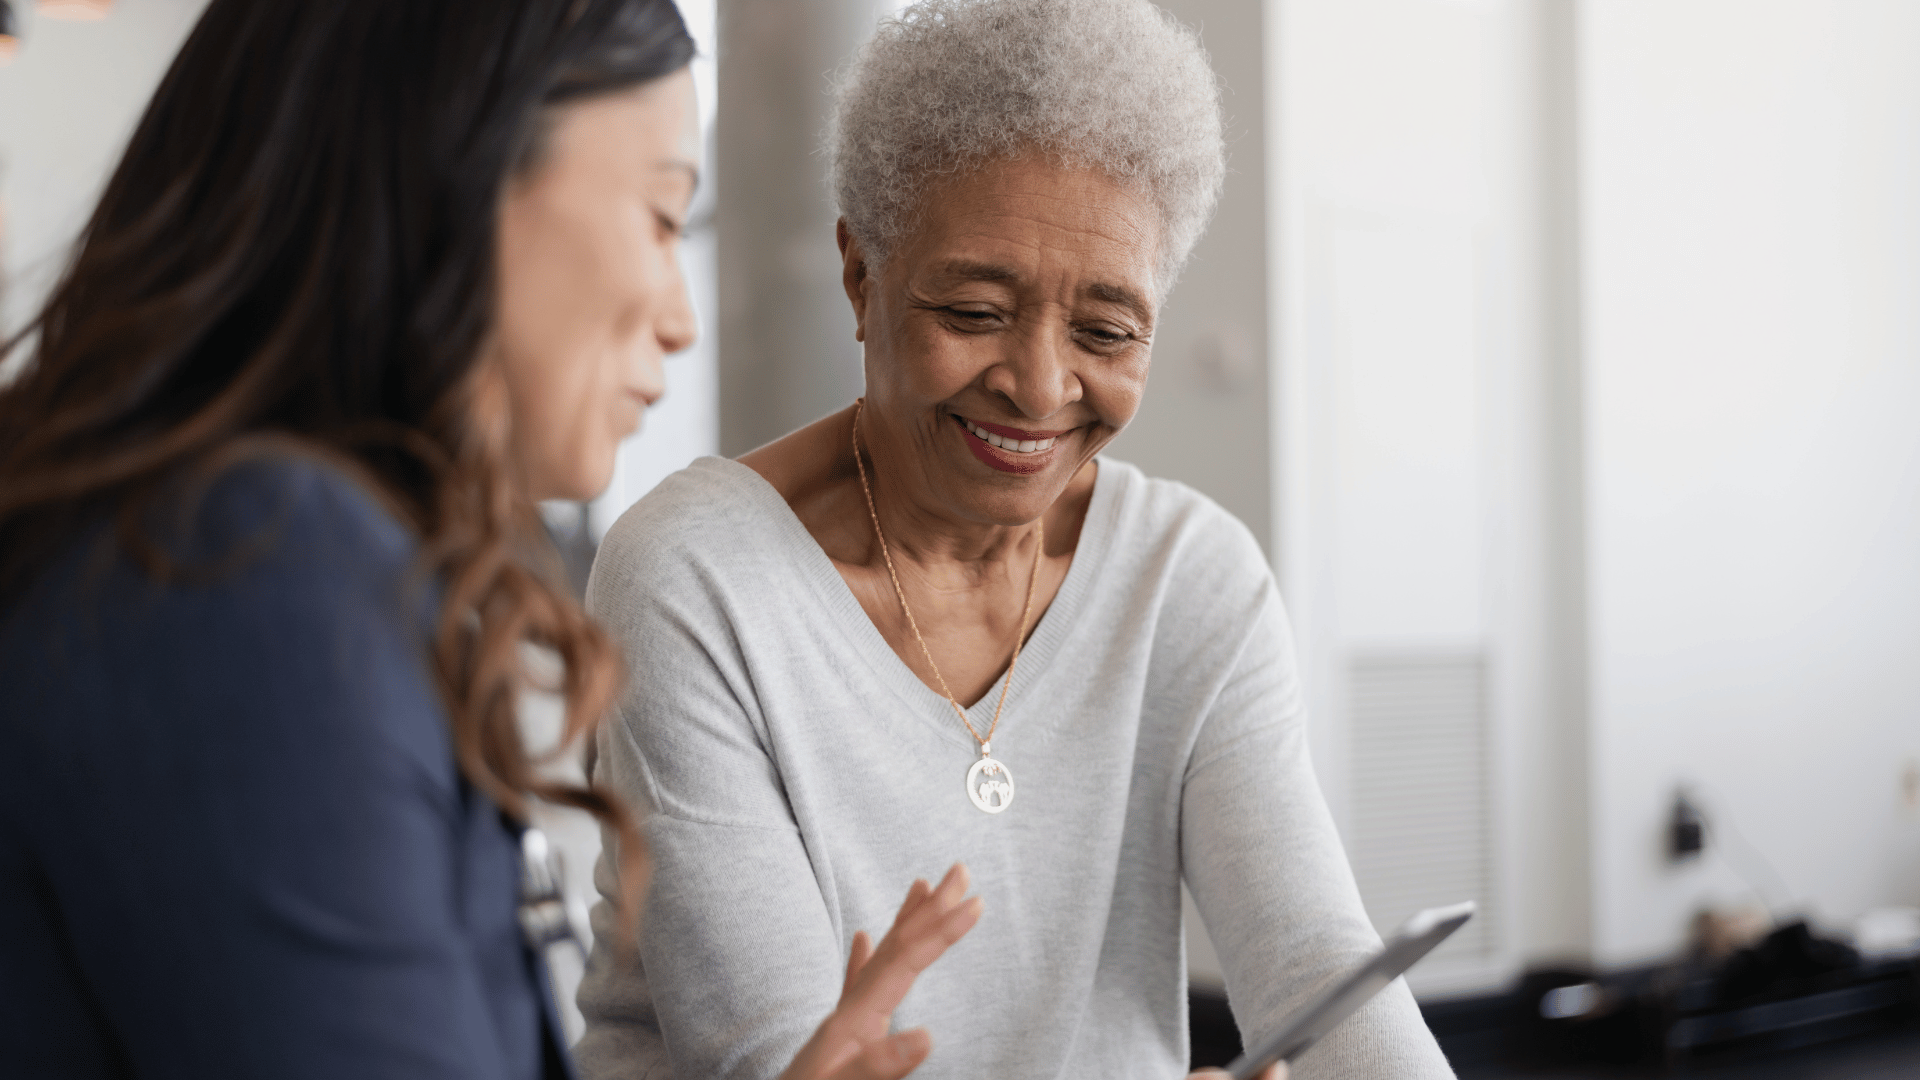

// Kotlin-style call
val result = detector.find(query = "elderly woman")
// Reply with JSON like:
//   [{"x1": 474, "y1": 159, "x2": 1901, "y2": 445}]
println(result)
[{"x1": 576, "y1": 1, "x2": 1453, "y2": 1078}]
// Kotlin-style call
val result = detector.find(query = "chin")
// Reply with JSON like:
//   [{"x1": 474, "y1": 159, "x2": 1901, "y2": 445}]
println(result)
[
  {"x1": 945, "y1": 476, "x2": 1062, "y2": 528},
  {"x1": 574, "y1": 467, "x2": 617, "y2": 503},
  {"x1": 545, "y1": 455, "x2": 617, "y2": 505}
]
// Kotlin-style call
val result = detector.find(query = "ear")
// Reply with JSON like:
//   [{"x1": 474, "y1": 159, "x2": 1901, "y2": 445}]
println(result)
[{"x1": 838, "y1": 218, "x2": 871, "y2": 343}]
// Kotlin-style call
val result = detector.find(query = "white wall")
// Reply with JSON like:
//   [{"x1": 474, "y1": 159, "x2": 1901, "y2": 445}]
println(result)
[
  {"x1": 1106, "y1": 0, "x2": 1273, "y2": 553},
  {"x1": 1579, "y1": 0, "x2": 1920, "y2": 965},
  {"x1": 1268, "y1": 0, "x2": 1920, "y2": 986},
  {"x1": 710, "y1": 0, "x2": 903, "y2": 456},
  {"x1": 0, "y1": 0, "x2": 207, "y2": 340},
  {"x1": 1268, "y1": 0, "x2": 1585, "y2": 994}
]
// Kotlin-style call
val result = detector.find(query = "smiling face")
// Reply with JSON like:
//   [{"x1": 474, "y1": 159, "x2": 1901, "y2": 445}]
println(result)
[
  {"x1": 492, "y1": 68, "x2": 700, "y2": 502},
  {"x1": 845, "y1": 155, "x2": 1161, "y2": 527}
]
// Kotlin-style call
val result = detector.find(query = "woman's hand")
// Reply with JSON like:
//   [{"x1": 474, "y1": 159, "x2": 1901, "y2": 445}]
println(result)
[{"x1": 779, "y1": 863, "x2": 984, "y2": 1080}]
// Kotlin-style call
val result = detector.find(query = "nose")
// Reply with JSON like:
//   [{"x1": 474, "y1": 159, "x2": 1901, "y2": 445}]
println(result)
[
  {"x1": 655, "y1": 256, "x2": 698, "y2": 359},
  {"x1": 981, "y1": 319, "x2": 1083, "y2": 420}
]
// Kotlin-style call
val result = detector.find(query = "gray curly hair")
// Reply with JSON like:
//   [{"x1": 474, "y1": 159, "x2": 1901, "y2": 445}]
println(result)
[{"x1": 828, "y1": 0, "x2": 1226, "y2": 299}]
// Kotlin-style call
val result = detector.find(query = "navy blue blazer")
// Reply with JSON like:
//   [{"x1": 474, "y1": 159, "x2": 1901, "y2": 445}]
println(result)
[{"x1": 0, "y1": 459, "x2": 573, "y2": 1079}]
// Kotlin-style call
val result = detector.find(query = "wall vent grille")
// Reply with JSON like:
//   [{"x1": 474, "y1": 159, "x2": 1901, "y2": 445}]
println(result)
[{"x1": 1347, "y1": 651, "x2": 1495, "y2": 963}]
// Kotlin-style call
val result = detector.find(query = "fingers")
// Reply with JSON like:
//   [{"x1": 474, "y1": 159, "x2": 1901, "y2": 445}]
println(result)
[
  {"x1": 845, "y1": 865, "x2": 946, "y2": 995},
  {"x1": 855, "y1": 865, "x2": 980, "y2": 992},
  {"x1": 785, "y1": 865, "x2": 981, "y2": 1080},
  {"x1": 821, "y1": 1029, "x2": 932, "y2": 1080},
  {"x1": 878, "y1": 864, "x2": 975, "y2": 970},
  {"x1": 887, "y1": 878, "x2": 933, "y2": 933},
  {"x1": 833, "y1": 904, "x2": 979, "y2": 1036},
  {"x1": 825, "y1": 864, "x2": 982, "y2": 1047},
  {"x1": 841, "y1": 930, "x2": 873, "y2": 998}
]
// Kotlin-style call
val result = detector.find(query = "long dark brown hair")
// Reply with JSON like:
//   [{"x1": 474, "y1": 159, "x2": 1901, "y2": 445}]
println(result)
[{"x1": 0, "y1": 0, "x2": 694, "y2": 904}]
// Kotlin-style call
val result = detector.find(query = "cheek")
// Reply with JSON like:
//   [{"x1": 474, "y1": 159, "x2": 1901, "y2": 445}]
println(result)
[
  {"x1": 499, "y1": 193, "x2": 653, "y2": 363},
  {"x1": 495, "y1": 203, "x2": 655, "y2": 497},
  {"x1": 878, "y1": 317, "x2": 995, "y2": 402},
  {"x1": 547, "y1": 339, "x2": 644, "y2": 494},
  {"x1": 517, "y1": 365, "x2": 634, "y2": 499},
  {"x1": 1087, "y1": 350, "x2": 1153, "y2": 427}
]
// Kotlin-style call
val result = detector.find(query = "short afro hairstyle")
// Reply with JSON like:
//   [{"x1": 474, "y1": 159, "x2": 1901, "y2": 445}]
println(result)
[{"x1": 828, "y1": 0, "x2": 1226, "y2": 299}]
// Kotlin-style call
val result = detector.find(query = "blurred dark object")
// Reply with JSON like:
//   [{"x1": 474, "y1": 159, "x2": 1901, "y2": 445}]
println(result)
[
  {"x1": 1689, "y1": 904, "x2": 1770, "y2": 961},
  {"x1": 1187, "y1": 924, "x2": 1919, "y2": 1073},
  {"x1": 1408, "y1": 922, "x2": 1920, "y2": 1076},
  {"x1": 1190, "y1": 984, "x2": 1242, "y2": 1069},
  {"x1": 1668, "y1": 789, "x2": 1705, "y2": 861},
  {"x1": 1713, "y1": 920, "x2": 1858, "y2": 1005},
  {"x1": 1661, "y1": 920, "x2": 1907, "y2": 1065}
]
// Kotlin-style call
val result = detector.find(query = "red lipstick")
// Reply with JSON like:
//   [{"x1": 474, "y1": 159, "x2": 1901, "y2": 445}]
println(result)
[
  {"x1": 964, "y1": 417, "x2": 1074, "y2": 441},
  {"x1": 952, "y1": 413, "x2": 1064, "y2": 475}
]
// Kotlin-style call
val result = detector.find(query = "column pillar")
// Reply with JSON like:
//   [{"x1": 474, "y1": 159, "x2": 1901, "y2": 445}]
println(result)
[{"x1": 714, "y1": 0, "x2": 895, "y2": 455}]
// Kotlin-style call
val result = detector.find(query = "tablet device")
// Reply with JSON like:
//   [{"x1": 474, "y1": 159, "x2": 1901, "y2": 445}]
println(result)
[{"x1": 1223, "y1": 901, "x2": 1476, "y2": 1080}]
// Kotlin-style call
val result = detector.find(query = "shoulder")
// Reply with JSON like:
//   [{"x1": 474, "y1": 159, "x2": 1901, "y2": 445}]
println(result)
[
  {"x1": 588, "y1": 456, "x2": 801, "y2": 615},
  {"x1": 3, "y1": 451, "x2": 455, "y2": 797},
  {"x1": 3, "y1": 452, "x2": 421, "y2": 625},
  {"x1": 0, "y1": 452, "x2": 433, "y2": 706},
  {"x1": 117, "y1": 453, "x2": 431, "y2": 645},
  {"x1": 184, "y1": 452, "x2": 418, "y2": 574},
  {"x1": 1097, "y1": 457, "x2": 1271, "y2": 596},
  {"x1": 1093, "y1": 461, "x2": 1296, "y2": 701},
  {"x1": 69, "y1": 451, "x2": 431, "y2": 663}
]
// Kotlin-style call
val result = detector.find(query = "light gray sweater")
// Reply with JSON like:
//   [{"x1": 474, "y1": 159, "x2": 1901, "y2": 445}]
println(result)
[{"x1": 574, "y1": 456, "x2": 1453, "y2": 1080}]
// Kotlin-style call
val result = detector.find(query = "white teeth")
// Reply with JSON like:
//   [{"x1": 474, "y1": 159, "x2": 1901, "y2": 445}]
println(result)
[{"x1": 962, "y1": 418, "x2": 1058, "y2": 454}]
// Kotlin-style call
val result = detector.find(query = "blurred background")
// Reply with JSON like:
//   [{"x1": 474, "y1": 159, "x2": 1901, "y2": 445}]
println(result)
[{"x1": 5, "y1": 0, "x2": 1918, "y2": 1074}]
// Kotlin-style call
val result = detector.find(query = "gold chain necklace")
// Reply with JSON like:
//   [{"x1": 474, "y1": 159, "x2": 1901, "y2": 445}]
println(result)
[{"x1": 851, "y1": 399, "x2": 1041, "y2": 814}]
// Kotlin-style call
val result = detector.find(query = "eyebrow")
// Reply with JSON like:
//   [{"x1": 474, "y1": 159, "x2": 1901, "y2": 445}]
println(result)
[
  {"x1": 928, "y1": 258, "x2": 1021, "y2": 285},
  {"x1": 1086, "y1": 280, "x2": 1154, "y2": 325}
]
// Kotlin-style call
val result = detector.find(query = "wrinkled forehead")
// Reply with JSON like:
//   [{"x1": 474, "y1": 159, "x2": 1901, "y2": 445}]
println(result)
[{"x1": 892, "y1": 155, "x2": 1164, "y2": 312}]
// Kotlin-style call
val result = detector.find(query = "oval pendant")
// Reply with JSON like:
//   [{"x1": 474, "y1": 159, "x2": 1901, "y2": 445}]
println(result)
[{"x1": 966, "y1": 755, "x2": 1015, "y2": 814}]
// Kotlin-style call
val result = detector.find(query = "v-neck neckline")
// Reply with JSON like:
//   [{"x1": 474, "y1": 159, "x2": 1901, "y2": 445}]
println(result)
[{"x1": 709, "y1": 455, "x2": 1125, "y2": 753}]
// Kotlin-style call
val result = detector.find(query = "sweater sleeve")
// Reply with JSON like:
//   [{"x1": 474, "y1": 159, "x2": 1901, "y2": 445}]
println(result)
[
  {"x1": 1179, "y1": 564, "x2": 1455, "y2": 1078},
  {"x1": 574, "y1": 504, "x2": 844, "y2": 1080},
  {"x1": 4, "y1": 461, "x2": 545, "y2": 1079}
]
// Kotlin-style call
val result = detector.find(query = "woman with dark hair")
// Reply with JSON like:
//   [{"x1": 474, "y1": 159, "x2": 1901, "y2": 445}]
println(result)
[{"x1": 0, "y1": 2, "x2": 977, "y2": 1077}]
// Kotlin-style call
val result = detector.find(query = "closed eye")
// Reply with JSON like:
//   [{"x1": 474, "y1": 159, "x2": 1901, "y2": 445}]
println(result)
[
  {"x1": 940, "y1": 306, "x2": 1003, "y2": 331},
  {"x1": 1074, "y1": 323, "x2": 1137, "y2": 351}
]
